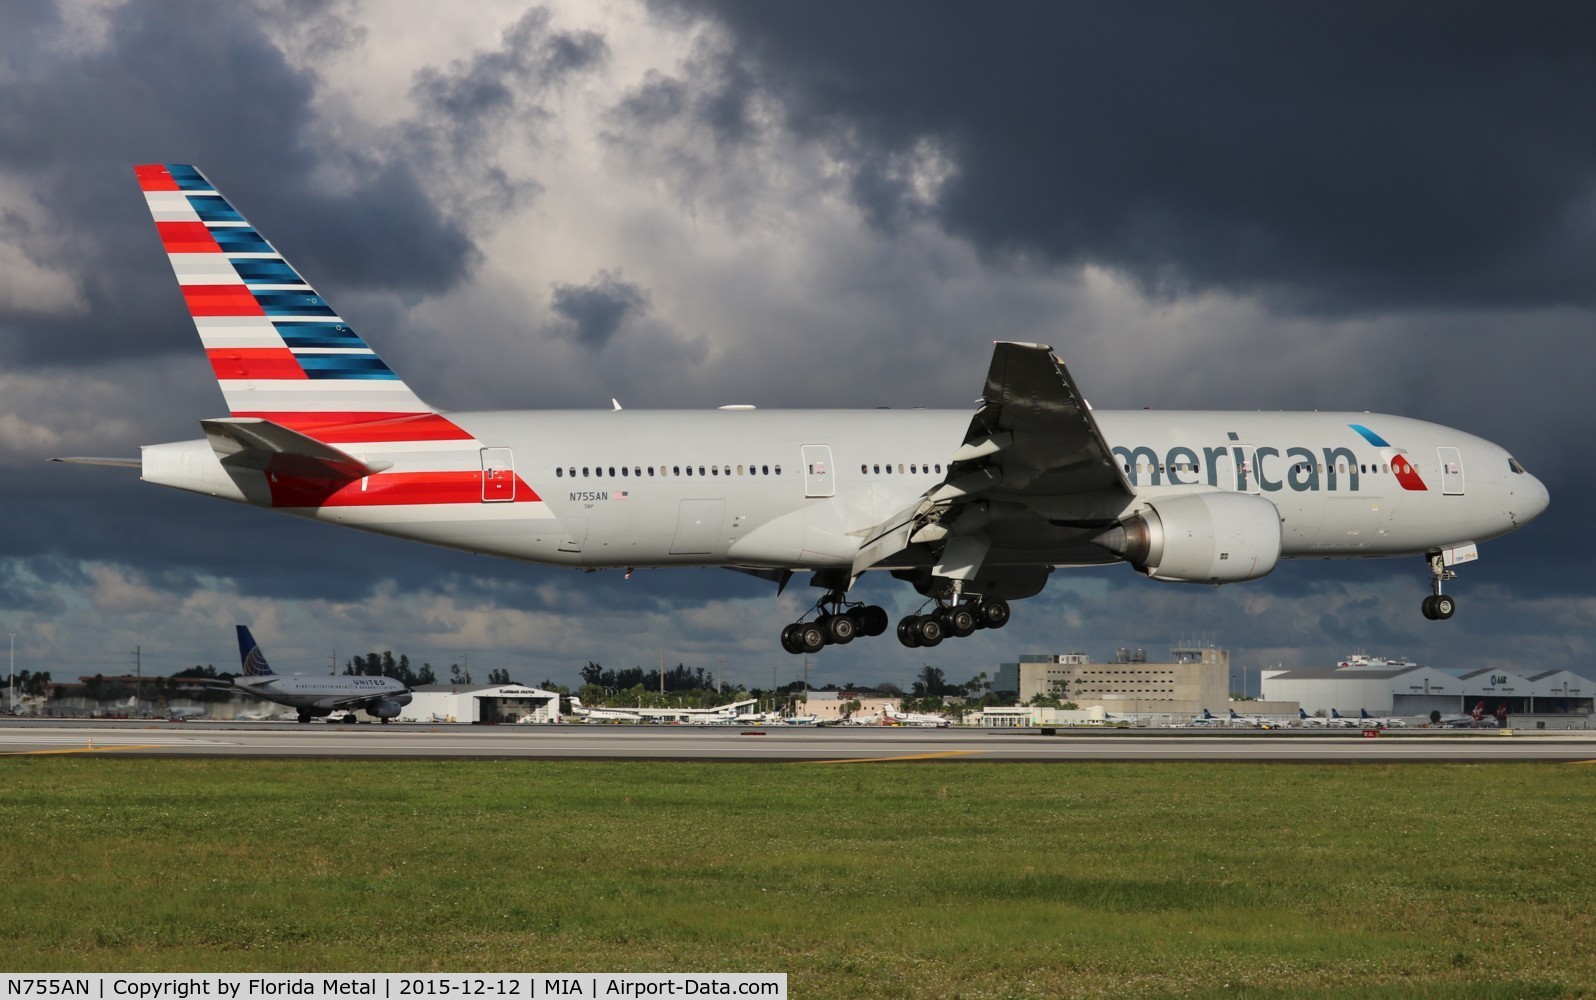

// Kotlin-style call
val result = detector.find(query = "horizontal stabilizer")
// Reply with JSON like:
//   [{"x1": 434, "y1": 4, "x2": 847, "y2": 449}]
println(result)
[
  {"x1": 201, "y1": 417, "x2": 393, "y2": 480},
  {"x1": 48, "y1": 456, "x2": 141, "y2": 469}
]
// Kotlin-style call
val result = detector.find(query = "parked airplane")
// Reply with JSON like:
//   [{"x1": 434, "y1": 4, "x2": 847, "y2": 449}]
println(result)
[
  {"x1": 231, "y1": 625, "x2": 412, "y2": 723},
  {"x1": 1327, "y1": 708, "x2": 1360, "y2": 728},
  {"x1": 62, "y1": 165, "x2": 1549, "y2": 654},
  {"x1": 1296, "y1": 708, "x2": 1329, "y2": 728},
  {"x1": 1227, "y1": 708, "x2": 1264, "y2": 727},
  {"x1": 566, "y1": 696, "x2": 642, "y2": 723},
  {"x1": 1189, "y1": 709, "x2": 1221, "y2": 727},
  {"x1": 1358, "y1": 708, "x2": 1407, "y2": 728},
  {"x1": 166, "y1": 705, "x2": 207, "y2": 721},
  {"x1": 884, "y1": 704, "x2": 951, "y2": 727}
]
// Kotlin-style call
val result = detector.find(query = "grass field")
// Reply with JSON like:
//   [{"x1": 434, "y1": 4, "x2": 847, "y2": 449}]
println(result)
[{"x1": 0, "y1": 758, "x2": 1592, "y2": 998}]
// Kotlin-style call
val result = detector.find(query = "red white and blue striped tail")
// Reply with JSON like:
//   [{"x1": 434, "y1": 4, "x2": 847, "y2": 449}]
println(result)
[{"x1": 135, "y1": 163, "x2": 466, "y2": 444}]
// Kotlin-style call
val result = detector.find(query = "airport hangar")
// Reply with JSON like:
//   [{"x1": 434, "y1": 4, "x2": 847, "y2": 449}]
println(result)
[
  {"x1": 400, "y1": 684, "x2": 563, "y2": 724},
  {"x1": 1261, "y1": 666, "x2": 1592, "y2": 726}
]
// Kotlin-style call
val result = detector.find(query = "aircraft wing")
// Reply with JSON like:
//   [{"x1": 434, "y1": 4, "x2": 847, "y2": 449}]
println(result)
[
  {"x1": 201, "y1": 417, "x2": 392, "y2": 480},
  {"x1": 853, "y1": 342, "x2": 1133, "y2": 579}
]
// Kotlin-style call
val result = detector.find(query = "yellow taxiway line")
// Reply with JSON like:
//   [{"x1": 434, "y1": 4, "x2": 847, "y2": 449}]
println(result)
[
  {"x1": 807, "y1": 749, "x2": 985, "y2": 764},
  {"x1": 3, "y1": 744, "x2": 169, "y2": 756}
]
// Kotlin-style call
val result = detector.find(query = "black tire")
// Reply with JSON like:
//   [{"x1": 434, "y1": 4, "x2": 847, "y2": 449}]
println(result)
[
  {"x1": 861, "y1": 605, "x2": 890, "y2": 637},
  {"x1": 797, "y1": 624, "x2": 826, "y2": 654},
  {"x1": 1433, "y1": 594, "x2": 1456, "y2": 620},
  {"x1": 980, "y1": 598, "x2": 1011, "y2": 629},
  {"x1": 780, "y1": 624, "x2": 804, "y2": 654},
  {"x1": 915, "y1": 615, "x2": 944, "y2": 647},
  {"x1": 897, "y1": 617, "x2": 922, "y2": 648},
  {"x1": 944, "y1": 606, "x2": 978, "y2": 638},
  {"x1": 824, "y1": 613, "x2": 856, "y2": 644}
]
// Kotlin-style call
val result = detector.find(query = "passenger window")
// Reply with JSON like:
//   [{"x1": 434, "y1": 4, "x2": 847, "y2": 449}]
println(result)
[
  {"x1": 711, "y1": 466, "x2": 719, "y2": 476},
  {"x1": 685, "y1": 466, "x2": 693, "y2": 476},
  {"x1": 738, "y1": 465, "x2": 745, "y2": 475},
  {"x1": 762, "y1": 465, "x2": 770, "y2": 475},
  {"x1": 556, "y1": 468, "x2": 563, "y2": 477},
  {"x1": 582, "y1": 467, "x2": 590, "y2": 477},
  {"x1": 621, "y1": 467, "x2": 629, "y2": 477},
  {"x1": 699, "y1": 466, "x2": 705, "y2": 476},
  {"x1": 774, "y1": 465, "x2": 781, "y2": 475}
]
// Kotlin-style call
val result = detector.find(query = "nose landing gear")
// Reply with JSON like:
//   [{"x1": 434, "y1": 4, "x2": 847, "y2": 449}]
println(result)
[{"x1": 1422, "y1": 551, "x2": 1458, "y2": 621}]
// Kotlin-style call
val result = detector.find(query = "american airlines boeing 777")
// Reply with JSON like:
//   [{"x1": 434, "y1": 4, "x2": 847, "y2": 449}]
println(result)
[{"x1": 59, "y1": 165, "x2": 1549, "y2": 655}]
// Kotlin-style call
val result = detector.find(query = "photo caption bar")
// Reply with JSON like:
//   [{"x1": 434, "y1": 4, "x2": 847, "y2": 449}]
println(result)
[{"x1": 0, "y1": 975, "x2": 785, "y2": 1000}]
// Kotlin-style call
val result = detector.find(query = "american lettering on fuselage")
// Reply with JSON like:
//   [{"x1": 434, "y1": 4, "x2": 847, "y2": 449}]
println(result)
[{"x1": 57, "y1": 164, "x2": 1550, "y2": 659}]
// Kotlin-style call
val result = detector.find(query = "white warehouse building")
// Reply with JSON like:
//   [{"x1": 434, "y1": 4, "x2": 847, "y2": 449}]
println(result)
[
  {"x1": 400, "y1": 684, "x2": 563, "y2": 724},
  {"x1": 1261, "y1": 665, "x2": 1592, "y2": 725}
]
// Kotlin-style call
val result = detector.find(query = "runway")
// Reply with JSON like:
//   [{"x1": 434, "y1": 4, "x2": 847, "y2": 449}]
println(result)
[{"x1": 2, "y1": 719, "x2": 1594, "y2": 761}]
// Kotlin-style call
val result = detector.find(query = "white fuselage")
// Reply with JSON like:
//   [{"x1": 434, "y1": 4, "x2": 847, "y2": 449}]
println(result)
[
  {"x1": 234, "y1": 673, "x2": 409, "y2": 713},
  {"x1": 142, "y1": 407, "x2": 1547, "y2": 574}
]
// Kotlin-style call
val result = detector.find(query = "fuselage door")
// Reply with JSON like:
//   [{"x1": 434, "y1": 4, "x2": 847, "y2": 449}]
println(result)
[
  {"x1": 1437, "y1": 446, "x2": 1465, "y2": 495},
  {"x1": 481, "y1": 447, "x2": 515, "y2": 502},
  {"x1": 801, "y1": 444, "x2": 835, "y2": 498},
  {"x1": 1215, "y1": 444, "x2": 1261, "y2": 494},
  {"x1": 558, "y1": 516, "x2": 588, "y2": 553}
]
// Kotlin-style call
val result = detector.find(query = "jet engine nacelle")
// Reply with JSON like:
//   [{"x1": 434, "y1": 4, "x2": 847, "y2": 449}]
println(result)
[
  {"x1": 1101, "y1": 493, "x2": 1282, "y2": 584},
  {"x1": 367, "y1": 693, "x2": 411, "y2": 719}
]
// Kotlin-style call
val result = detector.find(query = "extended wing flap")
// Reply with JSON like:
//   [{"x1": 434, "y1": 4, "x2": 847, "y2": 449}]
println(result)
[
  {"x1": 201, "y1": 417, "x2": 392, "y2": 480},
  {"x1": 963, "y1": 342, "x2": 1131, "y2": 497},
  {"x1": 851, "y1": 342, "x2": 1132, "y2": 579}
]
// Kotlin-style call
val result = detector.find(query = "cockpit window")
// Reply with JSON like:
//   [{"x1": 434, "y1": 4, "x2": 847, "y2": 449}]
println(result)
[{"x1": 1508, "y1": 457, "x2": 1527, "y2": 475}]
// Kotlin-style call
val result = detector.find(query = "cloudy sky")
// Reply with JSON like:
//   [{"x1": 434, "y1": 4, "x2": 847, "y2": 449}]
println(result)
[{"x1": 2, "y1": 0, "x2": 1592, "y2": 693}]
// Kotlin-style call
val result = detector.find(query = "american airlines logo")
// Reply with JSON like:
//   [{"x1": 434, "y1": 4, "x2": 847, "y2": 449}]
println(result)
[{"x1": 1113, "y1": 425, "x2": 1428, "y2": 494}]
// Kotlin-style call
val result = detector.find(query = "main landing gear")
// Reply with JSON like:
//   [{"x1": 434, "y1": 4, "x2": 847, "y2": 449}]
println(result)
[
  {"x1": 780, "y1": 591, "x2": 891, "y2": 655},
  {"x1": 1421, "y1": 552, "x2": 1457, "y2": 621},
  {"x1": 897, "y1": 597, "x2": 1010, "y2": 649}
]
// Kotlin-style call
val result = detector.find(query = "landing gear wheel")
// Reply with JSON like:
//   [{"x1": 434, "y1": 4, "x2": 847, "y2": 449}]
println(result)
[
  {"x1": 822, "y1": 613, "x2": 856, "y2": 645},
  {"x1": 860, "y1": 605, "x2": 889, "y2": 637},
  {"x1": 979, "y1": 598, "x2": 1011, "y2": 629},
  {"x1": 914, "y1": 615, "x2": 944, "y2": 648},
  {"x1": 780, "y1": 624, "x2": 804, "y2": 654},
  {"x1": 297, "y1": 711, "x2": 311, "y2": 724},
  {"x1": 897, "y1": 617, "x2": 923, "y2": 648},
  {"x1": 1423, "y1": 594, "x2": 1456, "y2": 620},
  {"x1": 941, "y1": 605, "x2": 978, "y2": 638},
  {"x1": 797, "y1": 623, "x2": 826, "y2": 654}
]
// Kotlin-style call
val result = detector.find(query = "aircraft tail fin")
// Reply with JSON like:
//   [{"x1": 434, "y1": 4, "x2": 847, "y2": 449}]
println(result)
[
  {"x1": 134, "y1": 164, "x2": 447, "y2": 436},
  {"x1": 236, "y1": 625, "x2": 274, "y2": 677},
  {"x1": 1331, "y1": 708, "x2": 1344, "y2": 719},
  {"x1": 1298, "y1": 708, "x2": 1309, "y2": 719}
]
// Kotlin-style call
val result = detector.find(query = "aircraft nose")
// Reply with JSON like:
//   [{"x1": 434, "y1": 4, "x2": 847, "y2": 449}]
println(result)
[{"x1": 1524, "y1": 473, "x2": 1550, "y2": 522}]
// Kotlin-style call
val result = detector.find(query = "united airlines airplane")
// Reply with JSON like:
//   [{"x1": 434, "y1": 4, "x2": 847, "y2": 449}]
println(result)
[
  {"x1": 232, "y1": 625, "x2": 412, "y2": 723},
  {"x1": 59, "y1": 165, "x2": 1550, "y2": 655}
]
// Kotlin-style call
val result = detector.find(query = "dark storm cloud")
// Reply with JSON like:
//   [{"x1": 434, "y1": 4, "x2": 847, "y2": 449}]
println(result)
[
  {"x1": 549, "y1": 270, "x2": 650, "y2": 349},
  {"x1": 0, "y1": 0, "x2": 476, "y2": 369},
  {"x1": 655, "y1": 1, "x2": 1596, "y2": 311},
  {"x1": 409, "y1": 7, "x2": 607, "y2": 148}
]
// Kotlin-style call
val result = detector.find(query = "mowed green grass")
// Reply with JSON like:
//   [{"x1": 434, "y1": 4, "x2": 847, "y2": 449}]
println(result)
[{"x1": 1, "y1": 759, "x2": 1592, "y2": 998}]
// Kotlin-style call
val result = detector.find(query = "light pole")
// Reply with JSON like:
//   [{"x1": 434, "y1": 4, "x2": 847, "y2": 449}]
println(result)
[{"x1": 8, "y1": 631, "x2": 15, "y2": 714}]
